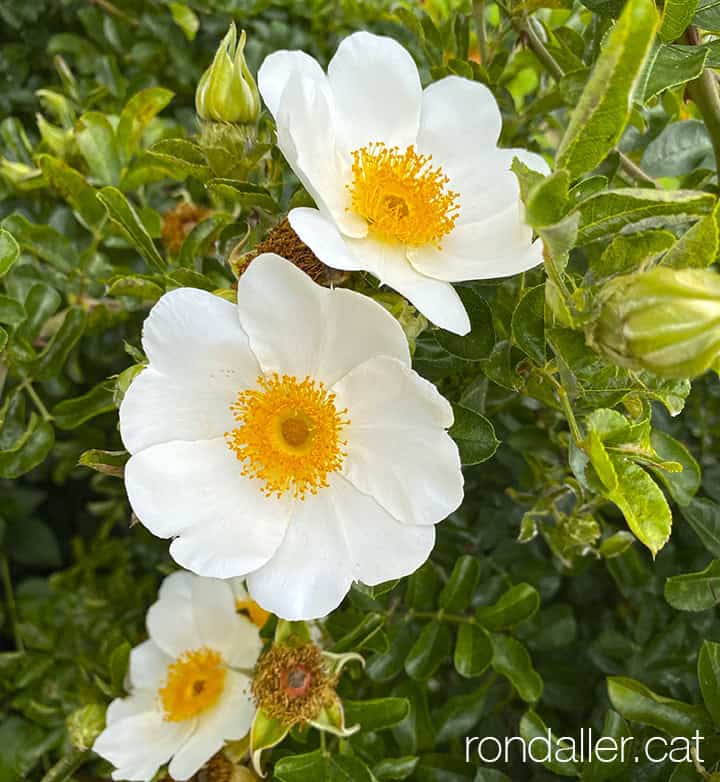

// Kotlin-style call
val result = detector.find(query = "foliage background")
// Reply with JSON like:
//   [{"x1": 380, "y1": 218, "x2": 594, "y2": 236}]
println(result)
[{"x1": 3, "y1": 0, "x2": 720, "y2": 781}]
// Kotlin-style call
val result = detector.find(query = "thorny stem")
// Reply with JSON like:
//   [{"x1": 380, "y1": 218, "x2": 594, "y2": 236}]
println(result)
[
  {"x1": 684, "y1": 27, "x2": 720, "y2": 182},
  {"x1": 39, "y1": 749, "x2": 89, "y2": 782},
  {"x1": 1, "y1": 554, "x2": 23, "y2": 652}
]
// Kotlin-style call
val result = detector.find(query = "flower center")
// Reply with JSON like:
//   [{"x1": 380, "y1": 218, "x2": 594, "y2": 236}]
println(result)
[
  {"x1": 159, "y1": 647, "x2": 226, "y2": 722},
  {"x1": 226, "y1": 373, "x2": 349, "y2": 499},
  {"x1": 235, "y1": 597, "x2": 271, "y2": 628},
  {"x1": 348, "y1": 142, "x2": 460, "y2": 247},
  {"x1": 282, "y1": 665, "x2": 312, "y2": 699}
]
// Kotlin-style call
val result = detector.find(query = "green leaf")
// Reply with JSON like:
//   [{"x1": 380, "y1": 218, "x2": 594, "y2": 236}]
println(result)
[
  {"x1": 519, "y1": 710, "x2": 579, "y2": 777},
  {"x1": 575, "y1": 188, "x2": 715, "y2": 245},
  {"x1": 33, "y1": 308, "x2": 87, "y2": 381},
  {"x1": 116, "y1": 87, "x2": 174, "y2": 165},
  {"x1": 2, "y1": 214, "x2": 73, "y2": 273},
  {"x1": 0, "y1": 414, "x2": 55, "y2": 479},
  {"x1": 662, "y1": 204, "x2": 719, "y2": 268},
  {"x1": 405, "y1": 621, "x2": 453, "y2": 680},
  {"x1": 167, "y1": 2, "x2": 200, "y2": 40},
  {"x1": 343, "y1": 698, "x2": 410, "y2": 732},
  {"x1": 0, "y1": 296, "x2": 25, "y2": 326},
  {"x1": 373, "y1": 757, "x2": 419, "y2": 781},
  {"x1": 476, "y1": 584, "x2": 540, "y2": 630},
  {"x1": 490, "y1": 634, "x2": 543, "y2": 702},
  {"x1": 36, "y1": 154, "x2": 106, "y2": 229},
  {"x1": 607, "y1": 676, "x2": 713, "y2": 737},
  {"x1": 108, "y1": 640, "x2": 131, "y2": 694},
  {"x1": 6, "y1": 518, "x2": 61, "y2": 568},
  {"x1": 607, "y1": 456, "x2": 672, "y2": 557},
  {"x1": 555, "y1": 0, "x2": 658, "y2": 180},
  {"x1": 97, "y1": 187, "x2": 166, "y2": 271},
  {"x1": 641, "y1": 121, "x2": 715, "y2": 177},
  {"x1": 449, "y1": 404, "x2": 499, "y2": 466},
  {"x1": 525, "y1": 170, "x2": 570, "y2": 228},
  {"x1": 665, "y1": 560, "x2": 720, "y2": 611},
  {"x1": 680, "y1": 498, "x2": 720, "y2": 556},
  {"x1": 439, "y1": 555, "x2": 481, "y2": 612},
  {"x1": 79, "y1": 449, "x2": 128, "y2": 478},
  {"x1": 454, "y1": 624, "x2": 492, "y2": 678},
  {"x1": 694, "y1": 0, "x2": 720, "y2": 28},
  {"x1": 0, "y1": 229, "x2": 19, "y2": 278},
  {"x1": 590, "y1": 230, "x2": 675, "y2": 278},
  {"x1": 75, "y1": 111, "x2": 121, "y2": 186},
  {"x1": 640, "y1": 44, "x2": 708, "y2": 102},
  {"x1": 660, "y1": 0, "x2": 699, "y2": 40},
  {"x1": 146, "y1": 138, "x2": 212, "y2": 182},
  {"x1": 52, "y1": 381, "x2": 115, "y2": 430},
  {"x1": 274, "y1": 750, "x2": 376, "y2": 782},
  {"x1": 206, "y1": 179, "x2": 279, "y2": 211},
  {"x1": 435, "y1": 288, "x2": 495, "y2": 361},
  {"x1": 698, "y1": 640, "x2": 720, "y2": 726},
  {"x1": 579, "y1": 710, "x2": 631, "y2": 781},
  {"x1": 511, "y1": 285, "x2": 546, "y2": 364},
  {"x1": 649, "y1": 430, "x2": 700, "y2": 507}
]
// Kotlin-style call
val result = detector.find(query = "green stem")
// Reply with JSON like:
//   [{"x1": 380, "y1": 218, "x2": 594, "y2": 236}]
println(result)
[
  {"x1": 616, "y1": 151, "x2": 657, "y2": 188},
  {"x1": 1, "y1": 554, "x2": 23, "y2": 652},
  {"x1": 409, "y1": 609, "x2": 478, "y2": 625},
  {"x1": 20, "y1": 379, "x2": 53, "y2": 423},
  {"x1": 684, "y1": 27, "x2": 720, "y2": 181},
  {"x1": 472, "y1": 0, "x2": 489, "y2": 64},
  {"x1": 39, "y1": 749, "x2": 89, "y2": 782}
]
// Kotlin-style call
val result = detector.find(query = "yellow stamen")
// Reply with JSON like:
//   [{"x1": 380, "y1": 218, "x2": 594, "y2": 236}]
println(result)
[
  {"x1": 159, "y1": 648, "x2": 226, "y2": 722},
  {"x1": 226, "y1": 373, "x2": 348, "y2": 499},
  {"x1": 349, "y1": 142, "x2": 459, "y2": 246},
  {"x1": 236, "y1": 598, "x2": 271, "y2": 628}
]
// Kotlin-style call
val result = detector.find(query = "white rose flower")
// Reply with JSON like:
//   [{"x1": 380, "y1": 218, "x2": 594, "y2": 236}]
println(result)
[
  {"x1": 119, "y1": 254, "x2": 463, "y2": 619},
  {"x1": 257, "y1": 31, "x2": 549, "y2": 336},
  {"x1": 93, "y1": 571, "x2": 262, "y2": 781}
]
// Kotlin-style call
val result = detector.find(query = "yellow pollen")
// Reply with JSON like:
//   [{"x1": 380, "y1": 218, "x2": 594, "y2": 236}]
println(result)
[
  {"x1": 159, "y1": 647, "x2": 226, "y2": 722},
  {"x1": 226, "y1": 373, "x2": 348, "y2": 500},
  {"x1": 236, "y1": 597, "x2": 271, "y2": 628},
  {"x1": 349, "y1": 142, "x2": 460, "y2": 246}
]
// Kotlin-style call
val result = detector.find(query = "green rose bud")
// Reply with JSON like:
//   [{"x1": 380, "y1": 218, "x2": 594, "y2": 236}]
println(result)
[
  {"x1": 590, "y1": 267, "x2": 720, "y2": 379},
  {"x1": 195, "y1": 24, "x2": 260, "y2": 124},
  {"x1": 67, "y1": 703, "x2": 106, "y2": 750}
]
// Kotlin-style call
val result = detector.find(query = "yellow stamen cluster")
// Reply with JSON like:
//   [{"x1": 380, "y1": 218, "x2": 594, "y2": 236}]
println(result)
[
  {"x1": 349, "y1": 142, "x2": 460, "y2": 247},
  {"x1": 236, "y1": 597, "x2": 271, "y2": 628},
  {"x1": 159, "y1": 647, "x2": 226, "y2": 722},
  {"x1": 226, "y1": 374, "x2": 348, "y2": 499},
  {"x1": 252, "y1": 643, "x2": 337, "y2": 727}
]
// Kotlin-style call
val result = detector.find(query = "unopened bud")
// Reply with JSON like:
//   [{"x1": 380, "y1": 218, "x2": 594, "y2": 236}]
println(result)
[
  {"x1": 590, "y1": 267, "x2": 720, "y2": 379},
  {"x1": 196, "y1": 24, "x2": 260, "y2": 124}
]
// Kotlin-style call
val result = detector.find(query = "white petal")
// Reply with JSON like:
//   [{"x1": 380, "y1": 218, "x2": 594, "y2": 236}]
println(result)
[
  {"x1": 139, "y1": 288, "x2": 259, "y2": 387},
  {"x1": 246, "y1": 486, "x2": 355, "y2": 620},
  {"x1": 158, "y1": 570, "x2": 195, "y2": 601},
  {"x1": 417, "y1": 78, "x2": 548, "y2": 225},
  {"x1": 247, "y1": 474, "x2": 437, "y2": 618},
  {"x1": 258, "y1": 50, "x2": 326, "y2": 117},
  {"x1": 408, "y1": 202, "x2": 544, "y2": 282},
  {"x1": 273, "y1": 70, "x2": 365, "y2": 236},
  {"x1": 335, "y1": 355, "x2": 463, "y2": 525},
  {"x1": 94, "y1": 711, "x2": 193, "y2": 782},
  {"x1": 106, "y1": 693, "x2": 157, "y2": 725},
  {"x1": 129, "y1": 640, "x2": 172, "y2": 692},
  {"x1": 285, "y1": 219, "x2": 471, "y2": 335},
  {"x1": 191, "y1": 577, "x2": 262, "y2": 668},
  {"x1": 147, "y1": 594, "x2": 200, "y2": 659},
  {"x1": 167, "y1": 672, "x2": 255, "y2": 781},
  {"x1": 328, "y1": 32, "x2": 422, "y2": 151},
  {"x1": 124, "y1": 438, "x2": 291, "y2": 573},
  {"x1": 119, "y1": 367, "x2": 237, "y2": 454},
  {"x1": 330, "y1": 474, "x2": 436, "y2": 584},
  {"x1": 236, "y1": 253, "x2": 410, "y2": 384}
]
